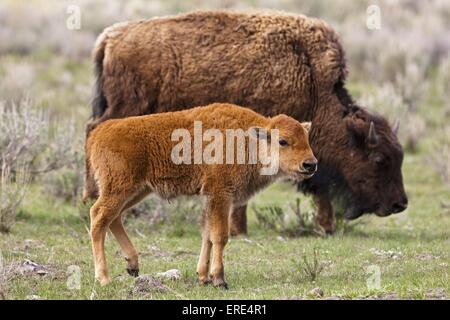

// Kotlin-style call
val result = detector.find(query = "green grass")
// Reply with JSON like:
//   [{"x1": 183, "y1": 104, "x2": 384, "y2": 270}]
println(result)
[{"x1": 1, "y1": 147, "x2": 449, "y2": 300}]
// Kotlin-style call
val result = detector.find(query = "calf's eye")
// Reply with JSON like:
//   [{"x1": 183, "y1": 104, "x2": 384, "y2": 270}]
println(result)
[{"x1": 279, "y1": 139, "x2": 288, "y2": 146}]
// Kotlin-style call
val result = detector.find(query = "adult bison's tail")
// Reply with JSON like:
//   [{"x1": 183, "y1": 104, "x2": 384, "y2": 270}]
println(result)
[
  {"x1": 91, "y1": 33, "x2": 108, "y2": 119},
  {"x1": 90, "y1": 21, "x2": 131, "y2": 120}
]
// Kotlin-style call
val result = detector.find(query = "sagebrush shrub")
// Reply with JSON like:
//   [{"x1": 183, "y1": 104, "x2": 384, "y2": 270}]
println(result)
[
  {"x1": 0, "y1": 166, "x2": 30, "y2": 233},
  {"x1": 431, "y1": 127, "x2": 450, "y2": 190},
  {"x1": 0, "y1": 99, "x2": 78, "y2": 231},
  {"x1": 252, "y1": 198, "x2": 324, "y2": 237}
]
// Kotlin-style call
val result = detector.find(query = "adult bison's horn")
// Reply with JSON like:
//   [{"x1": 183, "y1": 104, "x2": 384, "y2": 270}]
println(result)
[
  {"x1": 392, "y1": 119, "x2": 400, "y2": 136},
  {"x1": 367, "y1": 121, "x2": 378, "y2": 145}
]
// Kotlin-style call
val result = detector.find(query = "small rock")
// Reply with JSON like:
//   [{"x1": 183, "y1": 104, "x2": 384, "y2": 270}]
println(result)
[
  {"x1": 26, "y1": 295, "x2": 42, "y2": 300},
  {"x1": 155, "y1": 269, "x2": 181, "y2": 280},
  {"x1": 369, "y1": 248, "x2": 403, "y2": 260},
  {"x1": 19, "y1": 260, "x2": 48, "y2": 276},
  {"x1": 381, "y1": 292, "x2": 399, "y2": 300},
  {"x1": 276, "y1": 236, "x2": 287, "y2": 242},
  {"x1": 308, "y1": 287, "x2": 324, "y2": 298}
]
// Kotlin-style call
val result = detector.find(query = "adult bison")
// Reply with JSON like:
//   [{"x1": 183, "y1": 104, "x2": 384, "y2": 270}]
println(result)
[{"x1": 84, "y1": 11, "x2": 408, "y2": 234}]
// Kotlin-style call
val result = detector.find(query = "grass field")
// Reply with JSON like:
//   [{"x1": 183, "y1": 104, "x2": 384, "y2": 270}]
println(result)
[
  {"x1": 1, "y1": 141, "x2": 449, "y2": 299},
  {"x1": 0, "y1": 0, "x2": 449, "y2": 300}
]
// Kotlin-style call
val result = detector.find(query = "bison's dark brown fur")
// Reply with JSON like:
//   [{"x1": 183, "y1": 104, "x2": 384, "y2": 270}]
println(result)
[{"x1": 85, "y1": 10, "x2": 408, "y2": 234}]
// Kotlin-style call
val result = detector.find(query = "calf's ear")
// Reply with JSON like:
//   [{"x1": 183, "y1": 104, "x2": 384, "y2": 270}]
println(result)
[
  {"x1": 301, "y1": 122, "x2": 311, "y2": 132},
  {"x1": 249, "y1": 127, "x2": 271, "y2": 142}
]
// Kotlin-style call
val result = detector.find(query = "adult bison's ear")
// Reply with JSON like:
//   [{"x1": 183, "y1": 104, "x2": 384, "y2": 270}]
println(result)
[
  {"x1": 301, "y1": 122, "x2": 312, "y2": 133},
  {"x1": 345, "y1": 115, "x2": 367, "y2": 142},
  {"x1": 345, "y1": 115, "x2": 379, "y2": 148},
  {"x1": 249, "y1": 127, "x2": 271, "y2": 142}
]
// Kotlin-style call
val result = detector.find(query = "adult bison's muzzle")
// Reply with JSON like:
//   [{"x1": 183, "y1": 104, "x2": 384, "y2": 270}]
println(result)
[
  {"x1": 343, "y1": 200, "x2": 408, "y2": 220},
  {"x1": 343, "y1": 183, "x2": 408, "y2": 220}
]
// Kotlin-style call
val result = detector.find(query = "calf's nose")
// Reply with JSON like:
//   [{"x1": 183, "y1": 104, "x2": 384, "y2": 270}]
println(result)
[{"x1": 302, "y1": 159, "x2": 317, "y2": 174}]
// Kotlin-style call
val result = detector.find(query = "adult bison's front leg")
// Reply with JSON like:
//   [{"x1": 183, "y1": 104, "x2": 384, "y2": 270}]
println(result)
[
  {"x1": 313, "y1": 192, "x2": 336, "y2": 234},
  {"x1": 229, "y1": 204, "x2": 248, "y2": 236}
]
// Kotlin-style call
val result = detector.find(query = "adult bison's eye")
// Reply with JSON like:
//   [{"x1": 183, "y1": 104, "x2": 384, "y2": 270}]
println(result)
[
  {"x1": 279, "y1": 139, "x2": 288, "y2": 146},
  {"x1": 374, "y1": 155, "x2": 386, "y2": 167}
]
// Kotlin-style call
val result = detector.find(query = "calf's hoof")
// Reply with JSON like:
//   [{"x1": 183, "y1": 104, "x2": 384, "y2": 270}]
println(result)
[
  {"x1": 96, "y1": 275, "x2": 112, "y2": 286},
  {"x1": 212, "y1": 278, "x2": 228, "y2": 290},
  {"x1": 198, "y1": 278, "x2": 212, "y2": 286},
  {"x1": 126, "y1": 268, "x2": 139, "y2": 277},
  {"x1": 197, "y1": 272, "x2": 212, "y2": 285}
]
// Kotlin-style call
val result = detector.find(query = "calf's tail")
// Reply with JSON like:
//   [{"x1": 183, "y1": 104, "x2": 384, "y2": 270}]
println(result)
[{"x1": 82, "y1": 141, "x2": 99, "y2": 202}]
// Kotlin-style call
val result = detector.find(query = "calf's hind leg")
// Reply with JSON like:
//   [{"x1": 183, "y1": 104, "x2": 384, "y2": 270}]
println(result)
[
  {"x1": 109, "y1": 217, "x2": 139, "y2": 277},
  {"x1": 90, "y1": 195, "x2": 127, "y2": 285},
  {"x1": 109, "y1": 189, "x2": 151, "y2": 277}
]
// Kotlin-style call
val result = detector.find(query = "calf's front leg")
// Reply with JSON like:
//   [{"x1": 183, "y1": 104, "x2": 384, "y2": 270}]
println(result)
[
  {"x1": 197, "y1": 209, "x2": 212, "y2": 285},
  {"x1": 198, "y1": 195, "x2": 231, "y2": 289}
]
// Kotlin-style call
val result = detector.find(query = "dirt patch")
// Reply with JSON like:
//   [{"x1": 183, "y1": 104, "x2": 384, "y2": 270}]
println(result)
[
  {"x1": 131, "y1": 275, "x2": 168, "y2": 298},
  {"x1": 416, "y1": 253, "x2": 439, "y2": 261},
  {"x1": 360, "y1": 292, "x2": 400, "y2": 300},
  {"x1": 425, "y1": 288, "x2": 448, "y2": 300},
  {"x1": 2, "y1": 259, "x2": 65, "y2": 281}
]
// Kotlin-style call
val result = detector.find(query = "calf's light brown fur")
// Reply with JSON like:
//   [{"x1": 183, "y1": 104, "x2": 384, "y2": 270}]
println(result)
[{"x1": 86, "y1": 103, "x2": 316, "y2": 287}]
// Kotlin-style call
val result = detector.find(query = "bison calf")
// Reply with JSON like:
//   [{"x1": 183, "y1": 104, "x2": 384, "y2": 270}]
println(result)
[{"x1": 86, "y1": 103, "x2": 316, "y2": 287}]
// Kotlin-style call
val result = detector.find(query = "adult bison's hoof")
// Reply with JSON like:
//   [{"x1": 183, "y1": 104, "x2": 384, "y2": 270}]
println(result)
[
  {"x1": 319, "y1": 223, "x2": 336, "y2": 235},
  {"x1": 126, "y1": 268, "x2": 139, "y2": 277}
]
